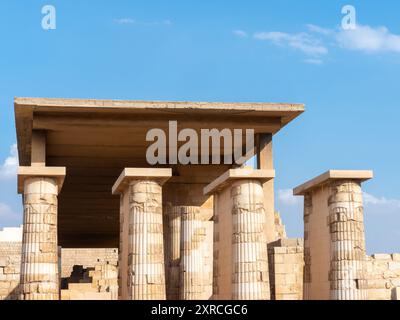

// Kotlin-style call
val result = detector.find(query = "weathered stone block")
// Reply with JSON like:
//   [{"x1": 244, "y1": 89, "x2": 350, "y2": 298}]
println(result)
[{"x1": 372, "y1": 254, "x2": 392, "y2": 260}]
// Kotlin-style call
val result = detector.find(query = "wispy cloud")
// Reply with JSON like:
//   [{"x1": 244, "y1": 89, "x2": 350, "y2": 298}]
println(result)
[
  {"x1": 254, "y1": 31, "x2": 328, "y2": 57},
  {"x1": 0, "y1": 144, "x2": 18, "y2": 180},
  {"x1": 306, "y1": 24, "x2": 333, "y2": 36},
  {"x1": 114, "y1": 18, "x2": 135, "y2": 25},
  {"x1": 114, "y1": 18, "x2": 172, "y2": 27},
  {"x1": 363, "y1": 192, "x2": 400, "y2": 208},
  {"x1": 336, "y1": 25, "x2": 400, "y2": 53},
  {"x1": 233, "y1": 30, "x2": 248, "y2": 38},
  {"x1": 241, "y1": 23, "x2": 400, "y2": 65}
]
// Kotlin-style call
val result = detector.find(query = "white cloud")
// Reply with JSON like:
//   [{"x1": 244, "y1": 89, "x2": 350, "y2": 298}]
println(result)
[
  {"x1": 306, "y1": 24, "x2": 333, "y2": 36},
  {"x1": 114, "y1": 18, "x2": 135, "y2": 25},
  {"x1": 336, "y1": 24, "x2": 400, "y2": 53},
  {"x1": 363, "y1": 192, "x2": 400, "y2": 208},
  {"x1": 233, "y1": 30, "x2": 248, "y2": 38},
  {"x1": 254, "y1": 31, "x2": 328, "y2": 56},
  {"x1": 278, "y1": 189, "x2": 302, "y2": 206},
  {"x1": 0, "y1": 144, "x2": 18, "y2": 180},
  {"x1": 244, "y1": 23, "x2": 400, "y2": 64}
]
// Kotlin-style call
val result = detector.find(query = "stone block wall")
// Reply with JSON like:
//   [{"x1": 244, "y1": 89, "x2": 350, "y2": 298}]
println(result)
[
  {"x1": 366, "y1": 253, "x2": 400, "y2": 300},
  {"x1": 60, "y1": 248, "x2": 119, "y2": 300},
  {"x1": 268, "y1": 238, "x2": 304, "y2": 300},
  {"x1": 0, "y1": 228, "x2": 119, "y2": 301},
  {"x1": 0, "y1": 242, "x2": 21, "y2": 300},
  {"x1": 60, "y1": 248, "x2": 118, "y2": 278},
  {"x1": 0, "y1": 226, "x2": 22, "y2": 300},
  {"x1": 61, "y1": 263, "x2": 119, "y2": 300}
]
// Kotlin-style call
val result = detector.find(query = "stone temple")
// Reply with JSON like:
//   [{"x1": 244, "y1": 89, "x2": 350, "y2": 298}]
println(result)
[{"x1": 0, "y1": 97, "x2": 399, "y2": 300}]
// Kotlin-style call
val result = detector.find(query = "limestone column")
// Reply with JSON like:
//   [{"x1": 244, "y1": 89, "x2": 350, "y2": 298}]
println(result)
[
  {"x1": 165, "y1": 204, "x2": 181, "y2": 300},
  {"x1": 180, "y1": 206, "x2": 205, "y2": 300},
  {"x1": 17, "y1": 166, "x2": 66, "y2": 300},
  {"x1": 293, "y1": 170, "x2": 372, "y2": 300},
  {"x1": 204, "y1": 168, "x2": 274, "y2": 300},
  {"x1": 112, "y1": 168, "x2": 172, "y2": 300},
  {"x1": 231, "y1": 179, "x2": 270, "y2": 300},
  {"x1": 328, "y1": 180, "x2": 368, "y2": 300}
]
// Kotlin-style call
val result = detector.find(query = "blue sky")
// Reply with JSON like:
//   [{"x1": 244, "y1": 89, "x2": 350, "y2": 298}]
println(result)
[{"x1": 0, "y1": 0, "x2": 399, "y2": 254}]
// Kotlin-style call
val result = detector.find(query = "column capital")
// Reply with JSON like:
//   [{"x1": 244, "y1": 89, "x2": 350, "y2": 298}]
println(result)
[
  {"x1": 293, "y1": 170, "x2": 373, "y2": 196},
  {"x1": 112, "y1": 168, "x2": 172, "y2": 195},
  {"x1": 203, "y1": 167, "x2": 275, "y2": 195},
  {"x1": 17, "y1": 166, "x2": 66, "y2": 194}
]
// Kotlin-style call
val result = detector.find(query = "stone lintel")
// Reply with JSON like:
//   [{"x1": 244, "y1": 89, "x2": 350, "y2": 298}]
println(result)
[
  {"x1": 112, "y1": 168, "x2": 172, "y2": 195},
  {"x1": 203, "y1": 167, "x2": 275, "y2": 195},
  {"x1": 17, "y1": 166, "x2": 66, "y2": 194},
  {"x1": 293, "y1": 170, "x2": 373, "y2": 196}
]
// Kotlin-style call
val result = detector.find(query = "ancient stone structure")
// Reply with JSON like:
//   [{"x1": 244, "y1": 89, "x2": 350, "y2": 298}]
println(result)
[
  {"x1": 294, "y1": 170, "x2": 371, "y2": 300},
  {"x1": 204, "y1": 168, "x2": 273, "y2": 300},
  {"x1": 268, "y1": 238, "x2": 304, "y2": 300},
  {"x1": 179, "y1": 206, "x2": 209, "y2": 300},
  {"x1": 365, "y1": 254, "x2": 400, "y2": 300},
  {"x1": 60, "y1": 248, "x2": 119, "y2": 300},
  {"x1": 18, "y1": 167, "x2": 65, "y2": 300},
  {"x1": 164, "y1": 205, "x2": 181, "y2": 300},
  {"x1": 0, "y1": 97, "x2": 397, "y2": 300},
  {"x1": 112, "y1": 168, "x2": 171, "y2": 300},
  {"x1": 0, "y1": 227, "x2": 22, "y2": 300}
]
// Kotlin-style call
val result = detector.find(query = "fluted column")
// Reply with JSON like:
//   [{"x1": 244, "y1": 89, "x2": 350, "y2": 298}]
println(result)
[
  {"x1": 180, "y1": 206, "x2": 205, "y2": 300},
  {"x1": 203, "y1": 168, "x2": 274, "y2": 300},
  {"x1": 17, "y1": 166, "x2": 65, "y2": 300},
  {"x1": 231, "y1": 179, "x2": 270, "y2": 300},
  {"x1": 293, "y1": 170, "x2": 372, "y2": 300},
  {"x1": 129, "y1": 180, "x2": 165, "y2": 299},
  {"x1": 328, "y1": 180, "x2": 367, "y2": 300},
  {"x1": 112, "y1": 168, "x2": 172, "y2": 300},
  {"x1": 165, "y1": 205, "x2": 181, "y2": 300}
]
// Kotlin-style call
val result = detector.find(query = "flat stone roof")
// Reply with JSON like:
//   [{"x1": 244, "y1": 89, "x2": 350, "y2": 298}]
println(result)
[
  {"x1": 14, "y1": 97, "x2": 305, "y2": 166},
  {"x1": 293, "y1": 170, "x2": 373, "y2": 196}
]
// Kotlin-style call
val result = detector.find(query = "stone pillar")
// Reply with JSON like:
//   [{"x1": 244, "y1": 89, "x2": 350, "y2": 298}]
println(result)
[
  {"x1": 204, "y1": 168, "x2": 274, "y2": 300},
  {"x1": 17, "y1": 166, "x2": 66, "y2": 300},
  {"x1": 112, "y1": 168, "x2": 172, "y2": 300},
  {"x1": 165, "y1": 205, "x2": 181, "y2": 300},
  {"x1": 328, "y1": 180, "x2": 367, "y2": 300},
  {"x1": 231, "y1": 179, "x2": 270, "y2": 300},
  {"x1": 180, "y1": 206, "x2": 205, "y2": 300},
  {"x1": 293, "y1": 170, "x2": 372, "y2": 300},
  {"x1": 303, "y1": 193, "x2": 312, "y2": 300}
]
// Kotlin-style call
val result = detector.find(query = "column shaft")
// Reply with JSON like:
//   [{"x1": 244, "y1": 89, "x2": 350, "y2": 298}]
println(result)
[
  {"x1": 328, "y1": 180, "x2": 367, "y2": 300},
  {"x1": 180, "y1": 206, "x2": 205, "y2": 300},
  {"x1": 20, "y1": 177, "x2": 59, "y2": 300},
  {"x1": 231, "y1": 179, "x2": 270, "y2": 300},
  {"x1": 128, "y1": 180, "x2": 166, "y2": 300},
  {"x1": 165, "y1": 205, "x2": 181, "y2": 300}
]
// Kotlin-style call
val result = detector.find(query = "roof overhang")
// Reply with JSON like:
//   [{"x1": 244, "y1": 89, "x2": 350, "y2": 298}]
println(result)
[{"x1": 14, "y1": 97, "x2": 305, "y2": 166}]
